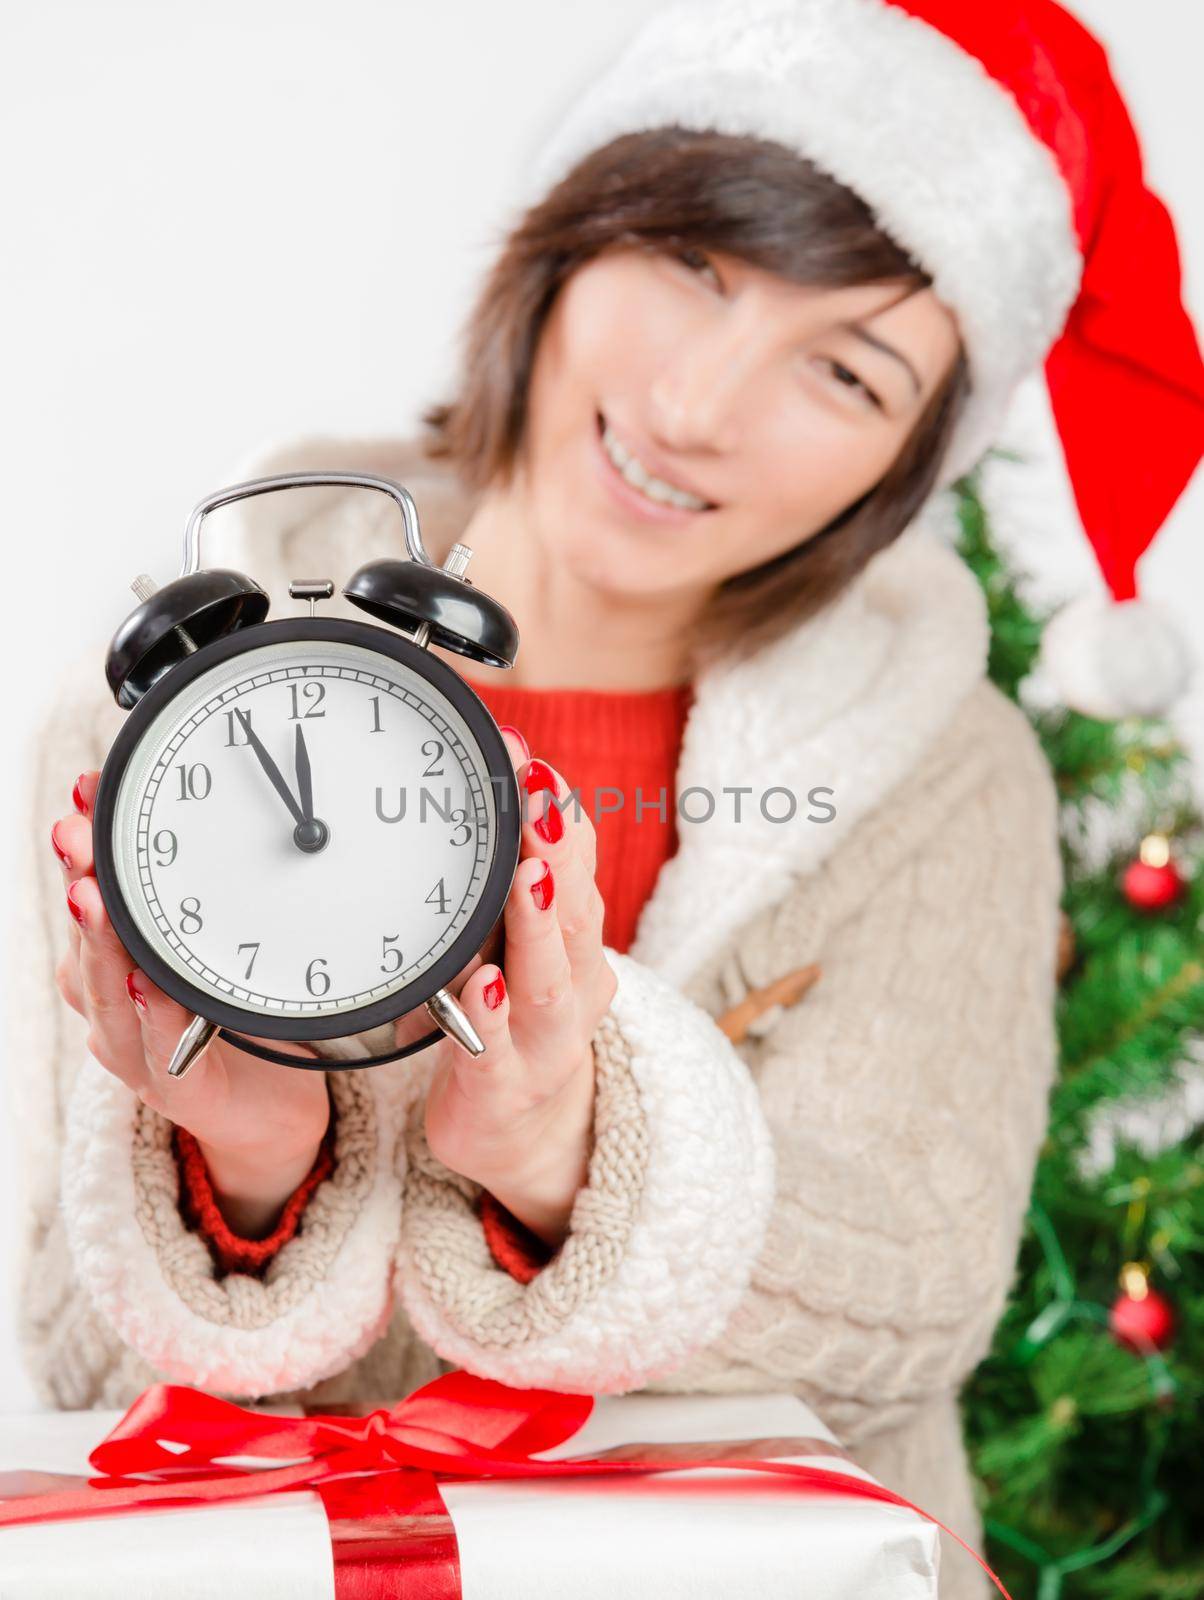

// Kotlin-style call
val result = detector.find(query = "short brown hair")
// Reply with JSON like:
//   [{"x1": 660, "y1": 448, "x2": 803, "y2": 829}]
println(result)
[{"x1": 423, "y1": 128, "x2": 970, "y2": 671}]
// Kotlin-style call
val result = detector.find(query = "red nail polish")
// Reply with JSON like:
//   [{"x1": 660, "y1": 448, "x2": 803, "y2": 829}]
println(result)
[
  {"x1": 534, "y1": 802, "x2": 564, "y2": 845},
  {"x1": 50, "y1": 822, "x2": 72, "y2": 868},
  {"x1": 498, "y1": 724, "x2": 531, "y2": 764},
  {"x1": 482, "y1": 971, "x2": 507, "y2": 1010},
  {"x1": 72, "y1": 776, "x2": 89, "y2": 816},
  {"x1": 523, "y1": 757, "x2": 558, "y2": 796},
  {"x1": 524, "y1": 758, "x2": 564, "y2": 842},
  {"x1": 66, "y1": 882, "x2": 86, "y2": 927},
  {"x1": 529, "y1": 861, "x2": 555, "y2": 911},
  {"x1": 126, "y1": 971, "x2": 148, "y2": 1012}
]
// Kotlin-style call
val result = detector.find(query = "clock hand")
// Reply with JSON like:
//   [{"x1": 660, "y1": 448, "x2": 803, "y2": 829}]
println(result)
[
  {"x1": 289, "y1": 722, "x2": 330, "y2": 852},
  {"x1": 234, "y1": 708, "x2": 306, "y2": 827},
  {"x1": 294, "y1": 723, "x2": 314, "y2": 821}
]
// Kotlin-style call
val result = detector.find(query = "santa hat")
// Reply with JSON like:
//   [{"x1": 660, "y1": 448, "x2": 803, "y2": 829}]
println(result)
[{"x1": 526, "y1": 0, "x2": 1204, "y2": 719}]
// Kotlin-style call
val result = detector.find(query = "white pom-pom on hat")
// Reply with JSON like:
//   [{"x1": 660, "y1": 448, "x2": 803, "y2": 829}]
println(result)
[{"x1": 1038, "y1": 593, "x2": 1194, "y2": 721}]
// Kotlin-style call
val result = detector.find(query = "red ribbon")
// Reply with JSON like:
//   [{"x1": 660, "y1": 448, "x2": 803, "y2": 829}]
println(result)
[{"x1": 0, "y1": 1372, "x2": 1013, "y2": 1599}]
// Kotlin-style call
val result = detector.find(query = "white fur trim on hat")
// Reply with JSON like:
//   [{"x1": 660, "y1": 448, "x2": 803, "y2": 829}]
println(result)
[
  {"x1": 1037, "y1": 593, "x2": 1194, "y2": 720},
  {"x1": 526, "y1": 0, "x2": 1083, "y2": 487}
]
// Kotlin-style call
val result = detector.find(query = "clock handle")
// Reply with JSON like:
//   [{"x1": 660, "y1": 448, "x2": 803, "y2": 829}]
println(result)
[{"x1": 179, "y1": 472, "x2": 438, "y2": 579}]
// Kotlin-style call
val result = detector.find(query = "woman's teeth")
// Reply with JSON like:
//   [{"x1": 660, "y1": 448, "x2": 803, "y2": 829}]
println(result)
[{"x1": 600, "y1": 419, "x2": 711, "y2": 511}]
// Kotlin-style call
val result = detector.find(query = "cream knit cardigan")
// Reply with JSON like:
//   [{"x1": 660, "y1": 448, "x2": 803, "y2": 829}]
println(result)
[{"x1": 10, "y1": 434, "x2": 1062, "y2": 1600}]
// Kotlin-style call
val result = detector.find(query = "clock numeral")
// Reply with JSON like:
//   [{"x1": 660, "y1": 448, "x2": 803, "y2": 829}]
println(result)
[
  {"x1": 305, "y1": 956, "x2": 331, "y2": 996},
  {"x1": 375, "y1": 787, "x2": 406, "y2": 824},
  {"x1": 369, "y1": 695, "x2": 384, "y2": 734},
  {"x1": 237, "y1": 942, "x2": 260, "y2": 981},
  {"x1": 152, "y1": 829, "x2": 178, "y2": 867},
  {"x1": 179, "y1": 897, "x2": 203, "y2": 936},
  {"x1": 421, "y1": 739, "x2": 445, "y2": 778},
  {"x1": 223, "y1": 709, "x2": 252, "y2": 746},
  {"x1": 449, "y1": 807, "x2": 472, "y2": 847},
  {"x1": 380, "y1": 935, "x2": 403, "y2": 975},
  {"x1": 174, "y1": 762, "x2": 212, "y2": 801},
  {"x1": 425, "y1": 877, "x2": 450, "y2": 916},
  {"x1": 288, "y1": 682, "x2": 326, "y2": 720}
]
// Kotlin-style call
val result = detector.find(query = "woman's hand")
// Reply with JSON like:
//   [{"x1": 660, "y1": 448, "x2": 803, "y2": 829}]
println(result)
[
  {"x1": 416, "y1": 730, "x2": 617, "y2": 1249},
  {"x1": 51, "y1": 773, "x2": 331, "y2": 1236}
]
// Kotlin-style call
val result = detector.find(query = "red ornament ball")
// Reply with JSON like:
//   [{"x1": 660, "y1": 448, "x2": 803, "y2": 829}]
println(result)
[
  {"x1": 1121, "y1": 835, "x2": 1184, "y2": 911},
  {"x1": 1109, "y1": 1275, "x2": 1176, "y2": 1352}
]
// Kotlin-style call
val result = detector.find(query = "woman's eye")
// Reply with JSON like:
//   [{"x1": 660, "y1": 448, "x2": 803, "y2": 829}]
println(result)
[
  {"x1": 817, "y1": 357, "x2": 883, "y2": 410},
  {"x1": 676, "y1": 247, "x2": 723, "y2": 290}
]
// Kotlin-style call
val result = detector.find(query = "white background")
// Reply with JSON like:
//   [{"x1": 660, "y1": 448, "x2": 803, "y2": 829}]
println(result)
[{"x1": 1, "y1": 2, "x2": 1200, "y2": 1411}]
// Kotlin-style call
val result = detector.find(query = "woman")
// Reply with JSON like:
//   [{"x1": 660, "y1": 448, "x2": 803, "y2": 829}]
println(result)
[{"x1": 18, "y1": 3, "x2": 1203, "y2": 1597}]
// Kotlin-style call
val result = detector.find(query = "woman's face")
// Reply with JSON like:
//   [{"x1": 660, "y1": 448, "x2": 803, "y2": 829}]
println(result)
[{"x1": 514, "y1": 243, "x2": 961, "y2": 605}]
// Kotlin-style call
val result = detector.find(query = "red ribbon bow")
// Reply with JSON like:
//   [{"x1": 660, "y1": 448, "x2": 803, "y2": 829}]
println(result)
[{"x1": 0, "y1": 1371, "x2": 1012, "y2": 1599}]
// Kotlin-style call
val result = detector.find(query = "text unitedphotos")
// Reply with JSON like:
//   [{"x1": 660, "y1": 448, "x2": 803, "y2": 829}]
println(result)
[{"x1": 373, "y1": 783, "x2": 838, "y2": 827}]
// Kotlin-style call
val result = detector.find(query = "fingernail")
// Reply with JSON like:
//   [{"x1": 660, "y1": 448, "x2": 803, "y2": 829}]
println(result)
[
  {"x1": 523, "y1": 757, "x2": 558, "y2": 796},
  {"x1": 498, "y1": 724, "x2": 531, "y2": 764},
  {"x1": 529, "y1": 861, "x2": 555, "y2": 911},
  {"x1": 126, "y1": 971, "x2": 148, "y2": 1012},
  {"x1": 533, "y1": 802, "x2": 564, "y2": 845},
  {"x1": 66, "y1": 882, "x2": 86, "y2": 928},
  {"x1": 524, "y1": 758, "x2": 564, "y2": 842},
  {"x1": 50, "y1": 822, "x2": 72, "y2": 869},
  {"x1": 72, "y1": 776, "x2": 90, "y2": 816},
  {"x1": 482, "y1": 971, "x2": 507, "y2": 1010}
]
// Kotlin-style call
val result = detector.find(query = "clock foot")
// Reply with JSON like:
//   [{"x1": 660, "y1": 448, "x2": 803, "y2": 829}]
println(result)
[
  {"x1": 167, "y1": 1015, "x2": 219, "y2": 1078},
  {"x1": 426, "y1": 988, "x2": 486, "y2": 1057}
]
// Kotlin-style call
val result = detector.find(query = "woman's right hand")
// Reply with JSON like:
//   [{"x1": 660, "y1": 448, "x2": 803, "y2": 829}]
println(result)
[{"x1": 51, "y1": 771, "x2": 332, "y2": 1236}]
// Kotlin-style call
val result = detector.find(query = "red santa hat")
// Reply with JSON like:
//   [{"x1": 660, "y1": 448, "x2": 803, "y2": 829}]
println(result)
[{"x1": 527, "y1": 0, "x2": 1204, "y2": 719}]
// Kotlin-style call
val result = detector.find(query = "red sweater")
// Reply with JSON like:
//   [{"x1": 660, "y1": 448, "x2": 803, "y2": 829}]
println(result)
[{"x1": 178, "y1": 673, "x2": 693, "y2": 1283}]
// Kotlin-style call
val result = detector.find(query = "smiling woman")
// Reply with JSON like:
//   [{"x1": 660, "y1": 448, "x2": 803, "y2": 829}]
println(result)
[
  {"x1": 21, "y1": 7, "x2": 1204, "y2": 1600},
  {"x1": 424, "y1": 127, "x2": 971, "y2": 673}
]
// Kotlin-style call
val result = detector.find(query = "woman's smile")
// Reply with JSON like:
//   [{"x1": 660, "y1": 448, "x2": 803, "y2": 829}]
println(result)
[{"x1": 590, "y1": 407, "x2": 720, "y2": 529}]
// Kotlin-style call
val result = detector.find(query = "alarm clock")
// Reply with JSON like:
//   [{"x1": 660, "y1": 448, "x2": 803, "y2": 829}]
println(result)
[{"x1": 93, "y1": 472, "x2": 521, "y2": 1079}]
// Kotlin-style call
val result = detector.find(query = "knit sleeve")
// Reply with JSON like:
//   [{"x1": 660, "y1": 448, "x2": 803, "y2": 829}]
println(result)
[
  {"x1": 174, "y1": 1123, "x2": 545, "y2": 1286},
  {"x1": 393, "y1": 947, "x2": 776, "y2": 1394},
  {"x1": 175, "y1": 1123, "x2": 337, "y2": 1277},
  {"x1": 61, "y1": 1055, "x2": 411, "y2": 1399},
  {"x1": 649, "y1": 690, "x2": 1063, "y2": 1451},
  {"x1": 478, "y1": 1192, "x2": 556, "y2": 1283}
]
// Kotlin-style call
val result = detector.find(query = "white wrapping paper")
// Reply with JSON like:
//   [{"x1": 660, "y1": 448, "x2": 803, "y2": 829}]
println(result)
[{"x1": 0, "y1": 1391, "x2": 938, "y2": 1598}]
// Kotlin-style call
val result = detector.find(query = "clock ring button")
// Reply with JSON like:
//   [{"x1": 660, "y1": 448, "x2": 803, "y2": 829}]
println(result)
[{"x1": 293, "y1": 817, "x2": 331, "y2": 854}]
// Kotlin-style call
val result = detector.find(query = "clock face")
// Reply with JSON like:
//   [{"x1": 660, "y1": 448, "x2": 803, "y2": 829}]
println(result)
[{"x1": 96, "y1": 622, "x2": 518, "y2": 1038}]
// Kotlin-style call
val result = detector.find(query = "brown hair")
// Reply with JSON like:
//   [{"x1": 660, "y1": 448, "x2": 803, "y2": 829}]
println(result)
[{"x1": 422, "y1": 128, "x2": 971, "y2": 671}]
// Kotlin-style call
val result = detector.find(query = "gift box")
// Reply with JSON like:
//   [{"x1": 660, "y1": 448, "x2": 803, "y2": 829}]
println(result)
[{"x1": 0, "y1": 1374, "x2": 968, "y2": 1599}]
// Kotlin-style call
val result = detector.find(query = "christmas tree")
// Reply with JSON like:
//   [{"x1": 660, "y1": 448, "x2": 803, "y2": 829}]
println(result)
[{"x1": 954, "y1": 460, "x2": 1204, "y2": 1600}]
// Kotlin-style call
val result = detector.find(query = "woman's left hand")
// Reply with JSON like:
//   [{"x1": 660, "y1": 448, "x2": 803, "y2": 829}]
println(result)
[{"x1": 412, "y1": 732, "x2": 617, "y2": 1248}]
